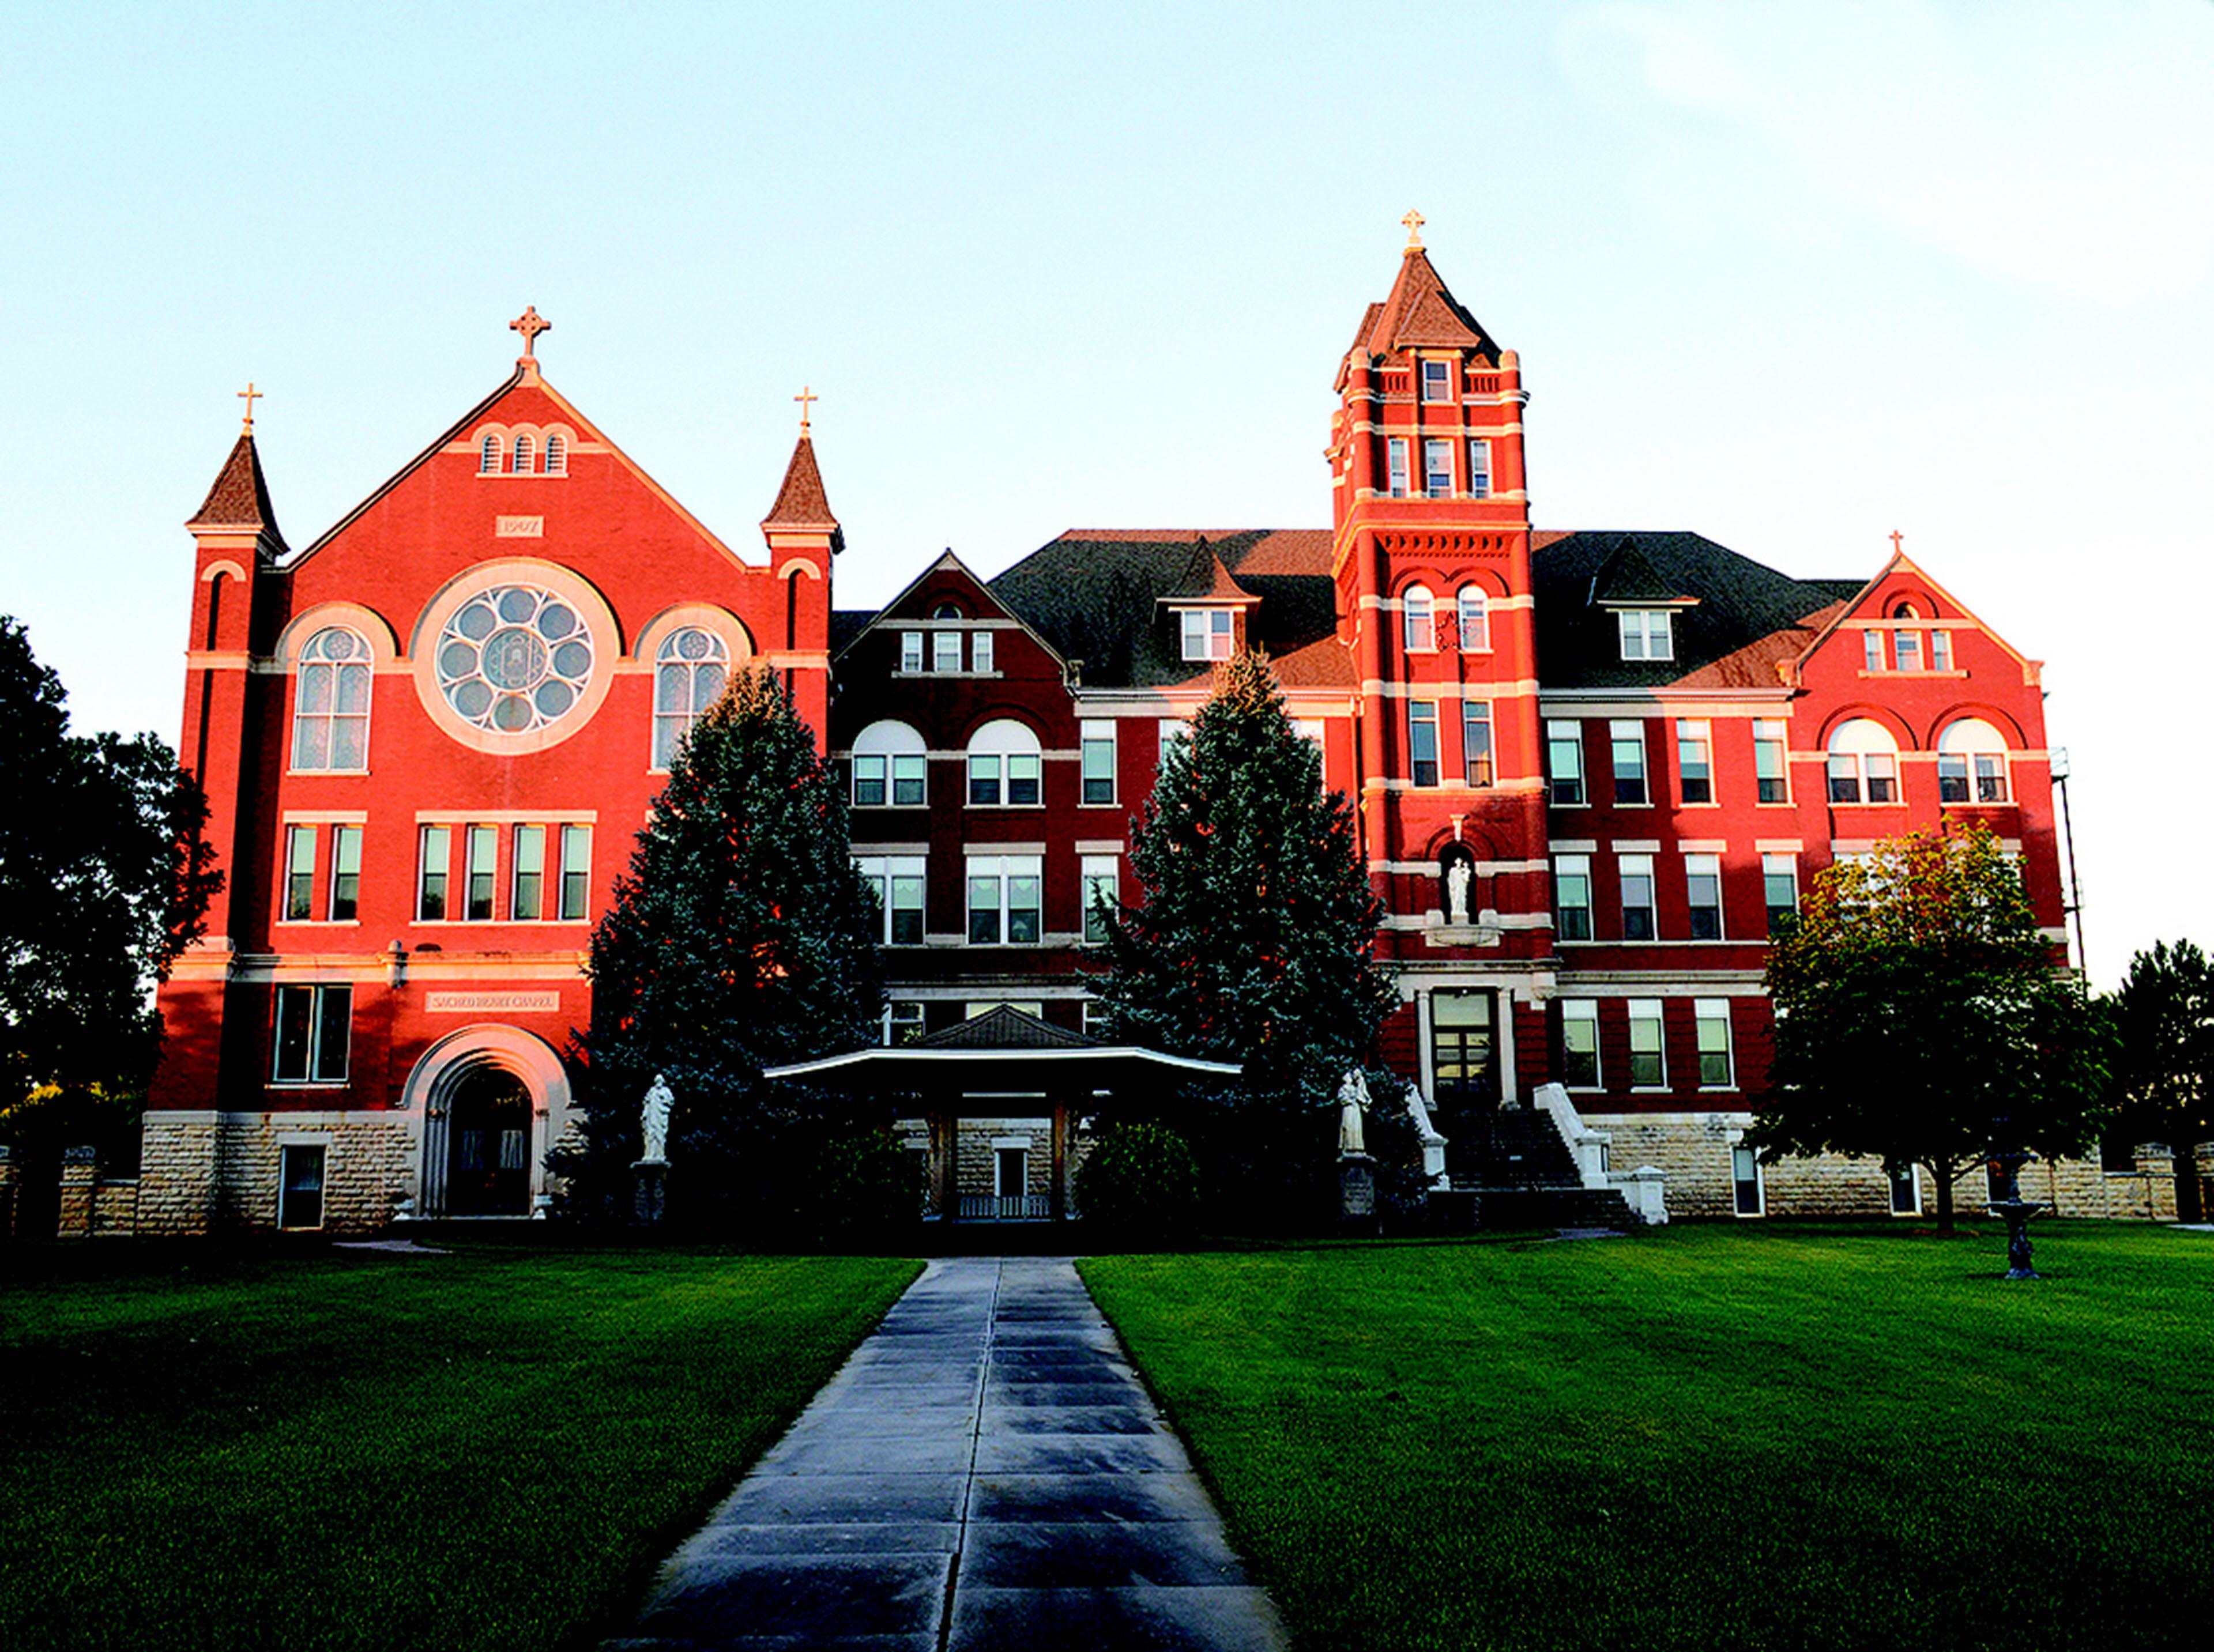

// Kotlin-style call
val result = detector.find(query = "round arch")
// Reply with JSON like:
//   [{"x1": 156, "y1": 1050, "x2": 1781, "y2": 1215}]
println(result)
[{"x1": 397, "y1": 1025, "x2": 573, "y2": 1219}]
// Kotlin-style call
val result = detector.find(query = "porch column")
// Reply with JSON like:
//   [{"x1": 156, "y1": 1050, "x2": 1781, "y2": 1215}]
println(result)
[
  {"x1": 1049, "y1": 1097, "x2": 1069, "y2": 1221},
  {"x1": 929, "y1": 1102, "x2": 955, "y2": 1222}
]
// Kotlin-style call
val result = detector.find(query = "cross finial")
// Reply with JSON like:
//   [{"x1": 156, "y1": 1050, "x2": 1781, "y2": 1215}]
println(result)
[
  {"x1": 1889, "y1": 529, "x2": 1905, "y2": 556},
  {"x1": 237, "y1": 382, "x2": 262, "y2": 433},
  {"x1": 510, "y1": 305, "x2": 551, "y2": 363},
  {"x1": 1402, "y1": 209, "x2": 1425, "y2": 250},
  {"x1": 794, "y1": 384, "x2": 818, "y2": 434}
]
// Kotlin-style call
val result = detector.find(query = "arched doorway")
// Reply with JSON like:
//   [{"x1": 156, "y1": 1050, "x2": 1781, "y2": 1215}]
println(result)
[{"x1": 398, "y1": 1025, "x2": 572, "y2": 1220}]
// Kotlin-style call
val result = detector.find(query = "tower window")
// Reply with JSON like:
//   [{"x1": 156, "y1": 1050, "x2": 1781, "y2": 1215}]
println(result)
[
  {"x1": 1387, "y1": 438, "x2": 1409, "y2": 498},
  {"x1": 1421, "y1": 360, "x2": 1453, "y2": 402},
  {"x1": 292, "y1": 627, "x2": 372, "y2": 772},
  {"x1": 1402, "y1": 585, "x2": 1436, "y2": 654},
  {"x1": 1466, "y1": 438, "x2": 1491, "y2": 499},
  {"x1": 1456, "y1": 586, "x2": 1489, "y2": 652},
  {"x1": 1424, "y1": 438, "x2": 1453, "y2": 496}
]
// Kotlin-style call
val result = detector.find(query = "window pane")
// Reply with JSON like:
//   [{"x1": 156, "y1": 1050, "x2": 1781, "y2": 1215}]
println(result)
[
  {"x1": 1865, "y1": 631, "x2": 1885, "y2": 672},
  {"x1": 1409, "y1": 704, "x2": 1439, "y2": 787},
  {"x1": 419, "y1": 825, "x2": 449, "y2": 921},
  {"x1": 1008, "y1": 754, "x2": 1040, "y2": 806},
  {"x1": 1828, "y1": 756, "x2": 1861, "y2": 804},
  {"x1": 1466, "y1": 439, "x2": 1490, "y2": 498},
  {"x1": 512, "y1": 825, "x2": 543, "y2": 921},
  {"x1": 901, "y1": 632, "x2": 922, "y2": 672},
  {"x1": 968, "y1": 756, "x2": 1000, "y2": 805},
  {"x1": 1612, "y1": 724, "x2": 1647, "y2": 805},
  {"x1": 891, "y1": 753, "x2": 926, "y2": 806},
  {"x1": 972, "y1": 631, "x2": 993, "y2": 673},
  {"x1": 1007, "y1": 876, "x2": 1041, "y2": 944},
  {"x1": 1082, "y1": 726, "x2": 1114, "y2": 804},
  {"x1": 561, "y1": 825, "x2": 590, "y2": 920},
  {"x1": 273, "y1": 986, "x2": 312, "y2": 1081},
  {"x1": 330, "y1": 825, "x2": 361, "y2": 922},
  {"x1": 854, "y1": 753, "x2": 886, "y2": 807},
  {"x1": 468, "y1": 825, "x2": 496, "y2": 921},
  {"x1": 1562, "y1": 1005, "x2": 1599, "y2": 1086},
  {"x1": 1462, "y1": 701, "x2": 1493, "y2": 786},
  {"x1": 313, "y1": 987, "x2": 352, "y2": 1081},
  {"x1": 968, "y1": 874, "x2": 1001, "y2": 944}
]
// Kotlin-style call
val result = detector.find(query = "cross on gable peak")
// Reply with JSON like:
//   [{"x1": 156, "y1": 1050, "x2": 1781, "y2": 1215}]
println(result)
[
  {"x1": 510, "y1": 305, "x2": 551, "y2": 364},
  {"x1": 1402, "y1": 209, "x2": 1425, "y2": 251},
  {"x1": 237, "y1": 382, "x2": 262, "y2": 433},
  {"x1": 795, "y1": 384, "x2": 818, "y2": 434}
]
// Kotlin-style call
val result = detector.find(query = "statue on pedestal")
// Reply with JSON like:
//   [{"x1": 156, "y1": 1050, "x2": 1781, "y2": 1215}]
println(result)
[
  {"x1": 1445, "y1": 858, "x2": 1473, "y2": 926},
  {"x1": 640, "y1": 1073, "x2": 673, "y2": 1165},
  {"x1": 1337, "y1": 1069, "x2": 1370, "y2": 1156}
]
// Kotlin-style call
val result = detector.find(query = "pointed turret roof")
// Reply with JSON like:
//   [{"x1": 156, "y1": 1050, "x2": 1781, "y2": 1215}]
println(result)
[
  {"x1": 186, "y1": 431, "x2": 286, "y2": 550},
  {"x1": 761, "y1": 432, "x2": 843, "y2": 552},
  {"x1": 1157, "y1": 536, "x2": 1257, "y2": 605},
  {"x1": 1357, "y1": 247, "x2": 1492, "y2": 357}
]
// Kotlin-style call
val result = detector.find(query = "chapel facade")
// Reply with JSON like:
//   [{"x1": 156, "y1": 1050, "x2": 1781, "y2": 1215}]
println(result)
[{"x1": 128, "y1": 239, "x2": 2185, "y2": 1237}]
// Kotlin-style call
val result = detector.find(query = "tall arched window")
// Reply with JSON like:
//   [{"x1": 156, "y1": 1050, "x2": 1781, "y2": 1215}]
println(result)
[
  {"x1": 511, "y1": 434, "x2": 536, "y2": 475},
  {"x1": 967, "y1": 718, "x2": 1042, "y2": 806},
  {"x1": 653, "y1": 627, "x2": 730, "y2": 769},
  {"x1": 543, "y1": 433, "x2": 567, "y2": 474},
  {"x1": 1403, "y1": 584, "x2": 1436, "y2": 654},
  {"x1": 1938, "y1": 718, "x2": 2010, "y2": 804},
  {"x1": 479, "y1": 435, "x2": 502, "y2": 475},
  {"x1": 293, "y1": 627, "x2": 372, "y2": 771},
  {"x1": 1825, "y1": 718, "x2": 1900, "y2": 805},
  {"x1": 853, "y1": 719, "x2": 928, "y2": 808},
  {"x1": 1456, "y1": 585, "x2": 1490, "y2": 652}
]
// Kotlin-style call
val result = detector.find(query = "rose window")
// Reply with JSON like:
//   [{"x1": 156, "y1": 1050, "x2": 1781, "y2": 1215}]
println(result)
[{"x1": 435, "y1": 585, "x2": 596, "y2": 734}]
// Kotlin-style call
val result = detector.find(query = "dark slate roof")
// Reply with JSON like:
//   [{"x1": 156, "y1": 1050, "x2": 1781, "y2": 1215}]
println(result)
[
  {"x1": 187, "y1": 431, "x2": 287, "y2": 549},
  {"x1": 918, "y1": 1005, "x2": 1101, "y2": 1051},
  {"x1": 830, "y1": 609, "x2": 873, "y2": 655},
  {"x1": 762, "y1": 433, "x2": 841, "y2": 541},
  {"x1": 1531, "y1": 531, "x2": 1859, "y2": 689},
  {"x1": 989, "y1": 530, "x2": 1340, "y2": 690},
  {"x1": 1354, "y1": 248, "x2": 1493, "y2": 357}
]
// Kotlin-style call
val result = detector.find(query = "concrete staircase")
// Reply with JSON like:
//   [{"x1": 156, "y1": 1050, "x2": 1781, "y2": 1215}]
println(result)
[{"x1": 1434, "y1": 1106, "x2": 1638, "y2": 1232}]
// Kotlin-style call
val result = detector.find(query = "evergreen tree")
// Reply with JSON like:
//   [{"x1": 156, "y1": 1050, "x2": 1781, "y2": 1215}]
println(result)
[
  {"x1": 555, "y1": 667, "x2": 883, "y2": 1229},
  {"x1": 2107, "y1": 940, "x2": 2213, "y2": 1222},
  {"x1": 0, "y1": 617, "x2": 220, "y2": 1151},
  {"x1": 1754, "y1": 825, "x2": 2111, "y2": 1233},
  {"x1": 1094, "y1": 649, "x2": 1396, "y2": 1223}
]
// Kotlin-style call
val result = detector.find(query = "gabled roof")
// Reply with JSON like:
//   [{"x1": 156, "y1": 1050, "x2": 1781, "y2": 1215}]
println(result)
[
  {"x1": 291, "y1": 365, "x2": 747, "y2": 567},
  {"x1": 187, "y1": 431, "x2": 287, "y2": 551},
  {"x1": 989, "y1": 530, "x2": 1342, "y2": 691},
  {"x1": 1531, "y1": 531, "x2": 1858, "y2": 691},
  {"x1": 762, "y1": 432, "x2": 842, "y2": 550},
  {"x1": 1588, "y1": 540, "x2": 1698, "y2": 607},
  {"x1": 833, "y1": 550, "x2": 1065, "y2": 670},
  {"x1": 1155, "y1": 537, "x2": 1257, "y2": 605},
  {"x1": 1788, "y1": 549, "x2": 2043, "y2": 687},
  {"x1": 1353, "y1": 248, "x2": 1493, "y2": 358},
  {"x1": 919, "y1": 1005, "x2": 1097, "y2": 1051}
]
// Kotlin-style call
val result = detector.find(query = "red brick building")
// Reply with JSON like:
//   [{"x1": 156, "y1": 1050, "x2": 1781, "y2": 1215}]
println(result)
[{"x1": 138, "y1": 247, "x2": 2149, "y2": 1234}]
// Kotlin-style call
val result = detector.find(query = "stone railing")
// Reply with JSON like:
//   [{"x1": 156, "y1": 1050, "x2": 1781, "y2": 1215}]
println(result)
[{"x1": 1529, "y1": 1082, "x2": 1669, "y2": 1225}]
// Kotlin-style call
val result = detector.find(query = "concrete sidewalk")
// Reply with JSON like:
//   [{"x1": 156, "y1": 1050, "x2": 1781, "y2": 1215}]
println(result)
[{"x1": 606, "y1": 1257, "x2": 1287, "y2": 1651}]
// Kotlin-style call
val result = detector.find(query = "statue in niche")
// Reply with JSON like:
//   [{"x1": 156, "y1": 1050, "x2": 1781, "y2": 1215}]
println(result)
[
  {"x1": 1445, "y1": 858, "x2": 1473, "y2": 925},
  {"x1": 1337, "y1": 1069, "x2": 1370, "y2": 1155},
  {"x1": 640, "y1": 1073, "x2": 673, "y2": 1164}
]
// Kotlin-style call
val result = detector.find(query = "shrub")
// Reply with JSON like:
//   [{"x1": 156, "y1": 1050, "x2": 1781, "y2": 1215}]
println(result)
[{"x1": 1075, "y1": 1121, "x2": 1201, "y2": 1244}]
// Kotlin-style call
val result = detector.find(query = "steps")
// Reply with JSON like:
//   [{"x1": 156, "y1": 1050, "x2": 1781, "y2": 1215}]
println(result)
[{"x1": 1440, "y1": 1106, "x2": 1637, "y2": 1232}]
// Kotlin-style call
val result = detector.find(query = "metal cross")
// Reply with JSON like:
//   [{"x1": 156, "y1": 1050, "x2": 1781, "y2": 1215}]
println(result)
[
  {"x1": 795, "y1": 384, "x2": 818, "y2": 433},
  {"x1": 237, "y1": 382, "x2": 262, "y2": 432},
  {"x1": 1889, "y1": 529, "x2": 1905, "y2": 555},
  {"x1": 1402, "y1": 209, "x2": 1425, "y2": 249},
  {"x1": 510, "y1": 305, "x2": 551, "y2": 360}
]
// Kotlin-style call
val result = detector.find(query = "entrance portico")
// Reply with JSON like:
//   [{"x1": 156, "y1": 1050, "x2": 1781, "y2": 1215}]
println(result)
[{"x1": 764, "y1": 1006, "x2": 1238, "y2": 1222}]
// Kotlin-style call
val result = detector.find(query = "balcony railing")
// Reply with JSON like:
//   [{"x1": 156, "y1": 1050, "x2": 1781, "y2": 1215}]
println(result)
[{"x1": 957, "y1": 1193, "x2": 1053, "y2": 1222}]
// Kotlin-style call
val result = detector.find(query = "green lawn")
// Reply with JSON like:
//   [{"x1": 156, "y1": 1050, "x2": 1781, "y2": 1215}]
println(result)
[
  {"x1": 1082, "y1": 1223, "x2": 2214, "y2": 1652},
  {"x1": 0, "y1": 1240, "x2": 919, "y2": 1652}
]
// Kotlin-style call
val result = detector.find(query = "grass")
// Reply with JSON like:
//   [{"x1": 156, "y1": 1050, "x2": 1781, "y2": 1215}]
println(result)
[
  {"x1": 0, "y1": 1239, "x2": 919, "y2": 1652},
  {"x1": 1082, "y1": 1221, "x2": 2214, "y2": 1652}
]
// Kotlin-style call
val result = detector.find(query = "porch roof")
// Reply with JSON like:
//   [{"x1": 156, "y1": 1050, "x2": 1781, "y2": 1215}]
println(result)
[{"x1": 762, "y1": 1005, "x2": 1241, "y2": 1092}]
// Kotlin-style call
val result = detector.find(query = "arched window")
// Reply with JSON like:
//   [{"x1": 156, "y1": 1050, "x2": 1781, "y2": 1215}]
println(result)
[
  {"x1": 967, "y1": 718, "x2": 1042, "y2": 806},
  {"x1": 1825, "y1": 718, "x2": 1899, "y2": 805},
  {"x1": 543, "y1": 433, "x2": 567, "y2": 474},
  {"x1": 293, "y1": 627, "x2": 372, "y2": 771},
  {"x1": 1403, "y1": 584, "x2": 1436, "y2": 654},
  {"x1": 1456, "y1": 586, "x2": 1490, "y2": 652},
  {"x1": 653, "y1": 627, "x2": 730, "y2": 769},
  {"x1": 1938, "y1": 718, "x2": 2010, "y2": 804},
  {"x1": 511, "y1": 434, "x2": 536, "y2": 475},
  {"x1": 853, "y1": 719, "x2": 928, "y2": 808},
  {"x1": 479, "y1": 435, "x2": 502, "y2": 475},
  {"x1": 1891, "y1": 600, "x2": 1921, "y2": 618}
]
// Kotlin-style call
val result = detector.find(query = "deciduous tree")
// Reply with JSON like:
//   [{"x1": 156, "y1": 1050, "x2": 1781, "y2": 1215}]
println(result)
[
  {"x1": 0, "y1": 617, "x2": 220, "y2": 1147},
  {"x1": 2107, "y1": 940, "x2": 2213, "y2": 1223},
  {"x1": 1754, "y1": 825, "x2": 2109, "y2": 1233}
]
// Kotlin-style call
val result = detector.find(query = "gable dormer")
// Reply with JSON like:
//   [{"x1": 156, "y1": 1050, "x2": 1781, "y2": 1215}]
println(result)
[{"x1": 1156, "y1": 537, "x2": 1259, "y2": 666}]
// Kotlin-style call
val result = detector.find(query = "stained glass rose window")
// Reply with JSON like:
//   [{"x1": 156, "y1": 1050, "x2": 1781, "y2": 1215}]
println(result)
[{"x1": 435, "y1": 584, "x2": 596, "y2": 735}]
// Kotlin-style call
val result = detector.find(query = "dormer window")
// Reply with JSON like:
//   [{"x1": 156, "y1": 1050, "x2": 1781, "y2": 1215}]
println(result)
[
  {"x1": 1179, "y1": 609, "x2": 1233, "y2": 662},
  {"x1": 479, "y1": 435, "x2": 502, "y2": 475},
  {"x1": 1421, "y1": 360, "x2": 1453, "y2": 402},
  {"x1": 1618, "y1": 610, "x2": 1673, "y2": 662}
]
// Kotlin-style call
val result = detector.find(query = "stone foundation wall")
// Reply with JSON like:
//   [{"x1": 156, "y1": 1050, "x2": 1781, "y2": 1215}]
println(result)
[
  {"x1": 953, "y1": 1118, "x2": 1054, "y2": 1198},
  {"x1": 138, "y1": 1112, "x2": 220, "y2": 1236},
  {"x1": 57, "y1": 1148, "x2": 98, "y2": 1238},
  {"x1": 1583, "y1": 1111, "x2": 2205, "y2": 1224},
  {"x1": 209, "y1": 1112, "x2": 416, "y2": 1235},
  {"x1": 92, "y1": 1180, "x2": 139, "y2": 1237}
]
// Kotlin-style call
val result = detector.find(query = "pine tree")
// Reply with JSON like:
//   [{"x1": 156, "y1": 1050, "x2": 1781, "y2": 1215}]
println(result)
[
  {"x1": 555, "y1": 667, "x2": 883, "y2": 1229},
  {"x1": 1094, "y1": 649, "x2": 1396, "y2": 1222}
]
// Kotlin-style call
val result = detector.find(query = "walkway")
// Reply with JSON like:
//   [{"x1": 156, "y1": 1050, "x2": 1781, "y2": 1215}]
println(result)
[{"x1": 605, "y1": 1257, "x2": 1287, "y2": 1651}]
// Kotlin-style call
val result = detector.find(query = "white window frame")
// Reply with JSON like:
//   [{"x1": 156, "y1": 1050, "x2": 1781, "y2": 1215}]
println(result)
[
  {"x1": 856, "y1": 854, "x2": 927, "y2": 946},
  {"x1": 1408, "y1": 701, "x2": 1440, "y2": 787},
  {"x1": 464, "y1": 824, "x2": 498, "y2": 921},
  {"x1": 1888, "y1": 1162, "x2": 1922, "y2": 1216},
  {"x1": 899, "y1": 631, "x2": 924, "y2": 673},
  {"x1": 883, "y1": 1000, "x2": 925, "y2": 1046},
  {"x1": 1731, "y1": 1142, "x2": 1766, "y2": 1217},
  {"x1": 1618, "y1": 610, "x2": 1674, "y2": 662},
  {"x1": 1423, "y1": 437, "x2": 1454, "y2": 497},
  {"x1": 1695, "y1": 998, "x2": 1735, "y2": 1089},
  {"x1": 652, "y1": 627, "x2": 731, "y2": 772},
  {"x1": 1827, "y1": 719, "x2": 1900, "y2": 805},
  {"x1": 1684, "y1": 853, "x2": 1723, "y2": 941},
  {"x1": 1863, "y1": 629, "x2": 1885, "y2": 673},
  {"x1": 1421, "y1": 359, "x2": 1453, "y2": 402},
  {"x1": 283, "y1": 824, "x2": 317, "y2": 923},
  {"x1": 967, "y1": 718, "x2": 1042, "y2": 808},
  {"x1": 970, "y1": 629, "x2": 994, "y2": 674},
  {"x1": 853, "y1": 720, "x2": 928, "y2": 809},
  {"x1": 291, "y1": 627, "x2": 374, "y2": 774},
  {"x1": 1080, "y1": 720, "x2": 1116, "y2": 806},
  {"x1": 1386, "y1": 437, "x2": 1409, "y2": 497},
  {"x1": 277, "y1": 1140, "x2": 329, "y2": 1231},
  {"x1": 417, "y1": 824, "x2": 451, "y2": 922},
  {"x1": 1893, "y1": 628, "x2": 1923, "y2": 673},
  {"x1": 1466, "y1": 437, "x2": 1491, "y2": 499},
  {"x1": 1402, "y1": 585, "x2": 1436, "y2": 654},
  {"x1": 1929, "y1": 630, "x2": 1953, "y2": 671},
  {"x1": 1626, "y1": 998, "x2": 1666, "y2": 1090},
  {"x1": 1554, "y1": 854, "x2": 1592, "y2": 942},
  {"x1": 511, "y1": 824, "x2": 545, "y2": 922},
  {"x1": 966, "y1": 853, "x2": 1043, "y2": 945},
  {"x1": 1763, "y1": 852, "x2": 1798, "y2": 937},
  {"x1": 1619, "y1": 853, "x2": 1655, "y2": 941},
  {"x1": 1081, "y1": 854, "x2": 1117, "y2": 945},
  {"x1": 1610, "y1": 719, "x2": 1650, "y2": 806},
  {"x1": 1676, "y1": 719, "x2": 1713, "y2": 805},
  {"x1": 1754, "y1": 718, "x2": 1791, "y2": 805},
  {"x1": 1937, "y1": 718, "x2": 2011, "y2": 805},
  {"x1": 1178, "y1": 609, "x2": 1233, "y2": 662},
  {"x1": 932, "y1": 630, "x2": 963, "y2": 673},
  {"x1": 1456, "y1": 585, "x2": 1490, "y2": 652},
  {"x1": 559, "y1": 824, "x2": 591, "y2": 922},
  {"x1": 1547, "y1": 720, "x2": 1586, "y2": 806},
  {"x1": 1560, "y1": 999, "x2": 1600, "y2": 1089},
  {"x1": 272, "y1": 983, "x2": 351, "y2": 1085},
  {"x1": 1460, "y1": 699, "x2": 1493, "y2": 787}
]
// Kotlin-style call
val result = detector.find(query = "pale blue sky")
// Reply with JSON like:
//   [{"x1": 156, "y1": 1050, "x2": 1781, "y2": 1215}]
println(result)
[{"x1": 2, "y1": 1, "x2": 2208, "y2": 987}]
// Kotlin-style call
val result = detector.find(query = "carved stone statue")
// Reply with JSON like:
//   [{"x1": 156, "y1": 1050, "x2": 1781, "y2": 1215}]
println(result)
[
  {"x1": 1337, "y1": 1069, "x2": 1370, "y2": 1156},
  {"x1": 640, "y1": 1073, "x2": 673, "y2": 1164},
  {"x1": 1404, "y1": 1081, "x2": 1450, "y2": 1190},
  {"x1": 1402, "y1": 1081, "x2": 1445, "y2": 1146},
  {"x1": 1445, "y1": 858, "x2": 1473, "y2": 925}
]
